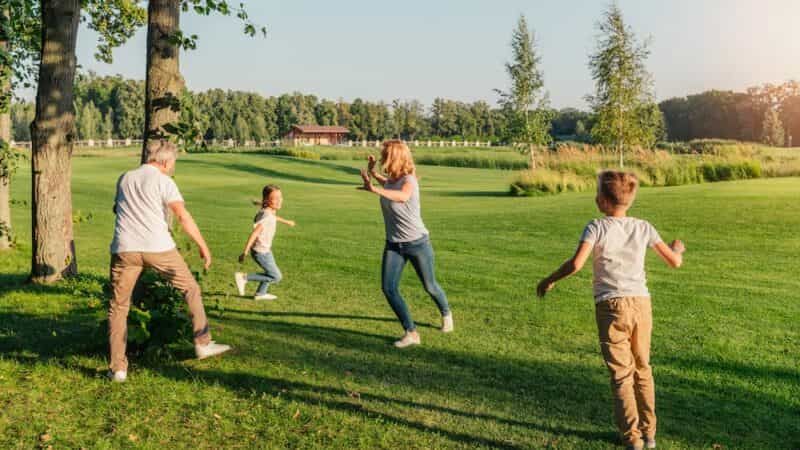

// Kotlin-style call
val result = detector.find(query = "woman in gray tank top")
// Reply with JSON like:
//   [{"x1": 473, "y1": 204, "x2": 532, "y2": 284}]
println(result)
[{"x1": 357, "y1": 140, "x2": 453, "y2": 348}]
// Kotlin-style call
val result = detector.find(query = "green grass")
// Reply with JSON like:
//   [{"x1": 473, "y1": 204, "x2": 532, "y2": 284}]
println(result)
[{"x1": 1, "y1": 153, "x2": 798, "y2": 449}]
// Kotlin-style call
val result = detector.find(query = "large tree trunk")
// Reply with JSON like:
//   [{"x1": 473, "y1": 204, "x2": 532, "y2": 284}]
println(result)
[
  {"x1": 0, "y1": 25, "x2": 11, "y2": 250},
  {"x1": 29, "y1": 0, "x2": 80, "y2": 283},
  {"x1": 141, "y1": 0, "x2": 183, "y2": 164}
]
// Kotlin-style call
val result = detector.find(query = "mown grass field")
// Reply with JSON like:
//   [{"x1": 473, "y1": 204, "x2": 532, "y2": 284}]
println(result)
[{"x1": 1, "y1": 152, "x2": 798, "y2": 449}]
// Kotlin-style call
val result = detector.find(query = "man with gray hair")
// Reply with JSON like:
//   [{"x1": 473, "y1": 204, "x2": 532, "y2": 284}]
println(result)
[{"x1": 107, "y1": 140, "x2": 230, "y2": 382}]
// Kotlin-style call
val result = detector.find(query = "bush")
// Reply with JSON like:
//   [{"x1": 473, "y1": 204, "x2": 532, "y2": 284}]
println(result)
[
  {"x1": 416, "y1": 154, "x2": 528, "y2": 170},
  {"x1": 700, "y1": 160, "x2": 761, "y2": 182},
  {"x1": 97, "y1": 269, "x2": 196, "y2": 351},
  {"x1": 510, "y1": 169, "x2": 594, "y2": 196}
]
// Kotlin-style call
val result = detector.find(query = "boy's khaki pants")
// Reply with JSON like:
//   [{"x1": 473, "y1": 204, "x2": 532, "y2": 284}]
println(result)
[
  {"x1": 595, "y1": 296, "x2": 656, "y2": 447},
  {"x1": 109, "y1": 249, "x2": 212, "y2": 372}
]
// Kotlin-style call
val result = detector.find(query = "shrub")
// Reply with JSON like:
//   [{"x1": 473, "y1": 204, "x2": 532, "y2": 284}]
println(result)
[
  {"x1": 97, "y1": 268, "x2": 197, "y2": 351},
  {"x1": 701, "y1": 160, "x2": 761, "y2": 182},
  {"x1": 416, "y1": 154, "x2": 528, "y2": 170},
  {"x1": 510, "y1": 169, "x2": 594, "y2": 196}
]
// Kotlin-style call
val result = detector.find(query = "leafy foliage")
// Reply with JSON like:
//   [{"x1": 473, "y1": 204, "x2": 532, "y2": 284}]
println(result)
[
  {"x1": 496, "y1": 15, "x2": 552, "y2": 151},
  {"x1": 82, "y1": 0, "x2": 147, "y2": 64},
  {"x1": 587, "y1": 3, "x2": 661, "y2": 165},
  {"x1": 97, "y1": 268, "x2": 195, "y2": 350}
]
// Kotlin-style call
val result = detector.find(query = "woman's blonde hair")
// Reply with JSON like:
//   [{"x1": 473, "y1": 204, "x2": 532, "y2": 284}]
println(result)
[
  {"x1": 597, "y1": 170, "x2": 639, "y2": 206},
  {"x1": 380, "y1": 139, "x2": 415, "y2": 179}
]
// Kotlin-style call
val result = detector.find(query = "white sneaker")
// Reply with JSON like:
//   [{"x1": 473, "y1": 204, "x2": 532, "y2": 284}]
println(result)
[
  {"x1": 441, "y1": 313, "x2": 454, "y2": 333},
  {"x1": 195, "y1": 341, "x2": 232, "y2": 360},
  {"x1": 107, "y1": 370, "x2": 127, "y2": 383},
  {"x1": 254, "y1": 293, "x2": 277, "y2": 301},
  {"x1": 394, "y1": 332, "x2": 420, "y2": 348},
  {"x1": 234, "y1": 272, "x2": 247, "y2": 296}
]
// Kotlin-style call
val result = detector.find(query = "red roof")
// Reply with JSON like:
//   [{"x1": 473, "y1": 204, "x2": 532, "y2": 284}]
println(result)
[{"x1": 291, "y1": 125, "x2": 350, "y2": 134}]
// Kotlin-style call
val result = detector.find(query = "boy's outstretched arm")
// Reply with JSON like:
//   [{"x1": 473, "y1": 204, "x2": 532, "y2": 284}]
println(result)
[
  {"x1": 239, "y1": 224, "x2": 264, "y2": 263},
  {"x1": 276, "y1": 216, "x2": 296, "y2": 227},
  {"x1": 537, "y1": 241, "x2": 593, "y2": 298},
  {"x1": 653, "y1": 240, "x2": 685, "y2": 268}
]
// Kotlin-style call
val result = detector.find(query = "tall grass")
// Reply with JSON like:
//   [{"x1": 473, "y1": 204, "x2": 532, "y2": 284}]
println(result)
[{"x1": 512, "y1": 143, "x2": 766, "y2": 196}]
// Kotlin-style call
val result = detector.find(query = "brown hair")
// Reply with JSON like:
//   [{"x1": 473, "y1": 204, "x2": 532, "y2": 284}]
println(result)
[
  {"x1": 261, "y1": 184, "x2": 281, "y2": 209},
  {"x1": 380, "y1": 139, "x2": 415, "y2": 179},
  {"x1": 597, "y1": 170, "x2": 639, "y2": 206}
]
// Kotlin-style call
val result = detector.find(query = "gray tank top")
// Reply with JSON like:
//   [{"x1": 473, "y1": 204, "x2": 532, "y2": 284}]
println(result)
[{"x1": 379, "y1": 175, "x2": 429, "y2": 243}]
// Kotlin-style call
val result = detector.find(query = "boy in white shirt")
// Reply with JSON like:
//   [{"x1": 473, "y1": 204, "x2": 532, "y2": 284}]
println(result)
[{"x1": 537, "y1": 171, "x2": 685, "y2": 450}]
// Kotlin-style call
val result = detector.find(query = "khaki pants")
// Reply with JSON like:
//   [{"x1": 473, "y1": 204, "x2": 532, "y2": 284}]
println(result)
[
  {"x1": 109, "y1": 249, "x2": 212, "y2": 372},
  {"x1": 595, "y1": 296, "x2": 656, "y2": 447}
]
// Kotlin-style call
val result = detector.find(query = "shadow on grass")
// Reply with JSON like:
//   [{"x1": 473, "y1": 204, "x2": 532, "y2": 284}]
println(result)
[
  {"x1": 277, "y1": 157, "x2": 362, "y2": 177},
  {"x1": 437, "y1": 191, "x2": 512, "y2": 198},
  {"x1": 220, "y1": 307, "x2": 435, "y2": 329},
  {"x1": 180, "y1": 158, "x2": 354, "y2": 186},
  {"x1": 198, "y1": 315, "x2": 796, "y2": 449},
  {"x1": 0, "y1": 279, "x2": 796, "y2": 449}
]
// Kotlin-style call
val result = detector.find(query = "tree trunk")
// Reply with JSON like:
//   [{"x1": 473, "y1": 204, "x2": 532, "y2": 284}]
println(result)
[
  {"x1": 141, "y1": 0, "x2": 183, "y2": 164},
  {"x1": 528, "y1": 143, "x2": 536, "y2": 170},
  {"x1": 30, "y1": 0, "x2": 80, "y2": 283},
  {"x1": 0, "y1": 25, "x2": 11, "y2": 250}
]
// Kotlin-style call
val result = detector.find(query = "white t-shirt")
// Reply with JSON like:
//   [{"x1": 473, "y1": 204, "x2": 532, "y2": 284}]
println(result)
[
  {"x1": 252, "y1": 209, "x2": 277, "y2": 253},
  {"x1": 110, "y1": 164, "x2": 184, "y2": 254},
  {"x1": 580, "y1": 216, "x2": 663, "y2": 303}
]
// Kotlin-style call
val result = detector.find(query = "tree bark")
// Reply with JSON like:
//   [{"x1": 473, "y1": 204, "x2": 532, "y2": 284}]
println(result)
[
  {"x1": 141, "y1": 0, "x2": 183, "y2": 163},
  {"x1": 0, "y1": 24, "x2": 11, "y2": 250},
  {"x1": 528, "y1": 143, "x2": 536, "y2": 170},
  {"x1": 30, "y1": 0, "x2": 80, "y2": 283}
]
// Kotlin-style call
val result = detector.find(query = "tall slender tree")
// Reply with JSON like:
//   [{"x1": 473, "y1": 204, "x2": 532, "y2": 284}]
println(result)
[
  {"x1": 587, "y1": 2, "x2": 659, "y2": 167},
  {"x1": 496, "y1": 14, "x2": 551, "y2": 169}
]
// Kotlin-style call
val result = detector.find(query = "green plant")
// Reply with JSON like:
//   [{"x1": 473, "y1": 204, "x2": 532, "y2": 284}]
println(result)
[{"x1": 97, "y1": 268, "x2": 194, "y2": 350}]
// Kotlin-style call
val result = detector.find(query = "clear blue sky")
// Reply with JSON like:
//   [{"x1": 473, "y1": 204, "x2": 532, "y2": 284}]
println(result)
[{"x1": 73, "y1": 0, "x2": 800, "y2": 109}]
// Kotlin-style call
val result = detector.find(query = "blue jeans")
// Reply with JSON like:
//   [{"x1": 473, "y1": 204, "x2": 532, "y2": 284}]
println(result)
[
  {"x1": 248, "y1": 251, "x2": 282, "y2": 295},
  {"x1": 381, "y1": 235, "x2": 450, "y2": 332}
]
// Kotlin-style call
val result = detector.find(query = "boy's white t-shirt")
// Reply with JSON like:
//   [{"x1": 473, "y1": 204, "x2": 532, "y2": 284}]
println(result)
[
  {"x1": 110, "y1": 164, "x2": 184, "y2": 254},
  {"x1": 252, "y1": 209, "x2": 277, "y2": 253},
  {"x1": 580, "y1": 216, "x2": 663, "y2": 303}
]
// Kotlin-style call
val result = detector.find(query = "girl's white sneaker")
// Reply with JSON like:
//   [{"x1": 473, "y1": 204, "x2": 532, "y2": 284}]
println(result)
[
  {"x1": 254, "y1": 293, "x2": 277, "y2": 301},
  {"x1": 394, "y1": 332, "x2": 421, "y2": 348},
  {"x1": 107, "y1": 370, "x2": 127, "y2": 383},
  {"x1": 441, "y1": 313, "x2": 454, "y2": 333},
  {"x1": 234, "y1": 272, "x2": 247, "y2": 296}
]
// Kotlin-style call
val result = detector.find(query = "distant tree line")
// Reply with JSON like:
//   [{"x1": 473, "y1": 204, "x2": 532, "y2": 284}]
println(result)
[
  {"x1": 9, "y1": 72, "x2": 585, "y2": 144},
  {"x1": 658, "y1": 81, "x2": 800, "y2": 146},
  {"x1": 10, "y1": 71, "x2": 800, "y2": 147}
]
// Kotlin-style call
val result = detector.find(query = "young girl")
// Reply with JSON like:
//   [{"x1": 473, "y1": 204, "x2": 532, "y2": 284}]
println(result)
[
  {"x1": 357, "y1": 139, "x2": 453, "y2": 348},
  {"x1": 235, "y1": 184, "x2": 295, "y2": 301},
  {"x1": 537, "y1": 171, "x2": 685, "y2": 450}
]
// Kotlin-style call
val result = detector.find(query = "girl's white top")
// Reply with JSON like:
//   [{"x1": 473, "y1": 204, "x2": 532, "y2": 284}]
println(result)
[{"x1": 253, "y1": 209, "x2": 277, "y2": 253}]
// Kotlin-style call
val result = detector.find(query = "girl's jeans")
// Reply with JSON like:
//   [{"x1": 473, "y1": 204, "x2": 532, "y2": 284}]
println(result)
[{"x1": 248, "y1": 251, "x2": 282, "y2": 295}]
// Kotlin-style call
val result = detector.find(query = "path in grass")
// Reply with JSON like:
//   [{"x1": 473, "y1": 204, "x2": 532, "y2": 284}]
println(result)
[{"x1": 1, "y1": 153, "x2": 798, "y2": 449}]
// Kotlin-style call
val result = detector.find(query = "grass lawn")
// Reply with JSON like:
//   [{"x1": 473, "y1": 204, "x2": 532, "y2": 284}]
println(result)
[{"x1": 0, "y1": 152, "x2": 798, "y2": 449}]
